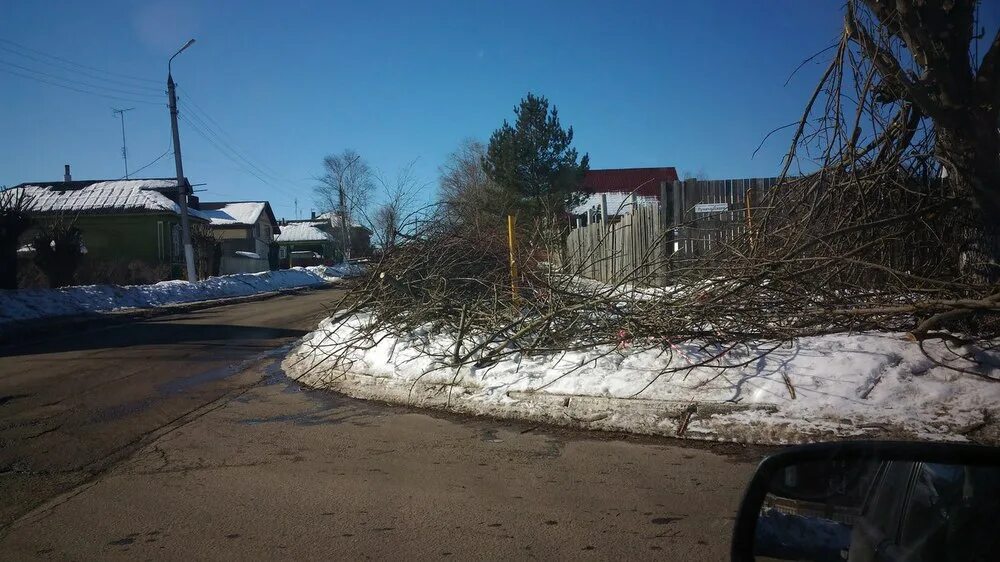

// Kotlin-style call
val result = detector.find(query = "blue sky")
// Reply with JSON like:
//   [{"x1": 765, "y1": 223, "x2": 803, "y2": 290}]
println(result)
[{"x1": 3, "y1": 0, "x2": 979, "y2": 219}]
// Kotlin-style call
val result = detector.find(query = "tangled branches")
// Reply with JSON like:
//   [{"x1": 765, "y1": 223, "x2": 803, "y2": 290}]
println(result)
[{"x1": 307, "y1": 0, "x2": 1000, "y2": 386}]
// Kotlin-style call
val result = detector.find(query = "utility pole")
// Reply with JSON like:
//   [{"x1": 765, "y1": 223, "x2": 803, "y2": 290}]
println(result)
[
  {"x1": 167, "y1": 39, "x2": 197, "y2": 283},
  {"x1": 112, "y1": 107, "x2": 134, "y2": 178},
  {"x1": 338, "y1": 175, "x2": 350, "y2": 263},
  {"x1": 337, "y1": 154, "x2": 360, "y2": 264}
]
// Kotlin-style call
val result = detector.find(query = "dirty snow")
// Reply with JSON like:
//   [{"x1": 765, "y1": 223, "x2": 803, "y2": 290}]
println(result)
[
  {"x1": 287, "y1": 313, "x2": 1000, "y2": 444},
  {"x1": 0, "y1": 264, "x2": 359, "y2": 324}
]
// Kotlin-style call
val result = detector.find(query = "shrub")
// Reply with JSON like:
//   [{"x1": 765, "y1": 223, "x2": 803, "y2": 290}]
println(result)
[
  {"x1": 32, "y1": 222, "x2": 84, "y2": 288},
  {"x1": 0, "y1": 187, "x2": 34, "y2": 290}
]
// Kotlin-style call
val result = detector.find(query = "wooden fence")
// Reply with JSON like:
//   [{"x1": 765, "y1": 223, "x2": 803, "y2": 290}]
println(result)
[
  {"x1": 565, "y1": 200, "x2": 667, "y2": 285},
  {"x1": 673, "y1": 177, "x2": 778, "y2": 259},
  {"x1": 564, "y1": 177, "x2": 778, "y2": 285}
]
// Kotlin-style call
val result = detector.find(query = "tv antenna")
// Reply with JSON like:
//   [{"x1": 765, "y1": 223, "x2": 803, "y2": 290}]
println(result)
[{"x1": 112, "y1": 107, "x2": 135, "y2": 178}]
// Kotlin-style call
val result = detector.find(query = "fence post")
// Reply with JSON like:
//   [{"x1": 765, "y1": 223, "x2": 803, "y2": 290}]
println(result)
[
  {"x1": 600, "y1": 194, "x2": 609, "y2": 282},
  {"x1": 672, "y1": 180, "x2": 683, "y2": 261},
  {"x1": 507, "y1": 215, "x2": 519, "y2": 305},
  {"x1": 659, "y1": 180, "x2": 670, "y2": 285}
]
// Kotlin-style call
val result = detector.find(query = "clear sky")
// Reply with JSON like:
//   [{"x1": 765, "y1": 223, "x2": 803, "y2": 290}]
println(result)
[{"x1": 5, "y1": 0, "x2": 987, "y2": 220}]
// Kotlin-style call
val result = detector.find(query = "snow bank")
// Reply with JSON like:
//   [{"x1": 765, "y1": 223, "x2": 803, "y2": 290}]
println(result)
[
  {"x1": 285, "y1": 314, "x2": 1000, "y2": 444},
  {"x1": 0, "y1": 265, "x2": 358, "y2": 324}
]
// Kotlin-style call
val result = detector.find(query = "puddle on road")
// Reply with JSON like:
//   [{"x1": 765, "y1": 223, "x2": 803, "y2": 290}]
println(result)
[
  {"x1": 155, "y1": 363, "x2": 244, "y2": 396},
  {"x1": 88, "y1": 351, "x2": 289, "y2": 424},
  {"x1": 236, "y1": 361, "x2": 379, "y2": 427}
]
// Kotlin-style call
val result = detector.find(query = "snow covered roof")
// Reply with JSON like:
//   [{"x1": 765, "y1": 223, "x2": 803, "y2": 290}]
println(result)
[
  {"x1": 571, "y1": 192, "x2": 659, "y2": 216},
  {"x1": 200, "y1": 201, "x2": 267, "y2": 226},
  {"x1": 273, "y1": 222, "x2": 334, "y2": 243},
  {"x1": 8, "y1": 179, "x2": 210, "y2": 220}
]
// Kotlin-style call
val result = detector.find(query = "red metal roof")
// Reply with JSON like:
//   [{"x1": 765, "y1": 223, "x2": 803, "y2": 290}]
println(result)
[{"x1": 580, "y1": 167, "x2": 679, "y2": 198}]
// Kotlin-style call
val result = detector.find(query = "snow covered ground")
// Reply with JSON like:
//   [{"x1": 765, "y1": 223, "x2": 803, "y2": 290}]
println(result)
[
  {"x1": 0, "y1": 264, "x2": 360, "y2": 325},
  {"x1": 285, "y1": 313, "x2": 1000, "y2": 445}
]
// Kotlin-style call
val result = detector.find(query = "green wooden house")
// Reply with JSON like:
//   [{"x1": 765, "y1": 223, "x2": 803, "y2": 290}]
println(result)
[{"x1": 10, "y1": 176, "x2": 209, "y2": 266}]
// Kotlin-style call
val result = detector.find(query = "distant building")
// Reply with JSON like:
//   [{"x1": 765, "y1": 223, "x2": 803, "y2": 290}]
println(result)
[
  {"x1": 273, "y1": 211, "x2": 372, "y2": 267},
  {"x1": 201, "y1": 201, "x2": 280, "y2": 273},
  {"x1": 273, "y1": 221, "x2": 336, "y2": 267},
  {"x1": 573, "y1": 167, "x2": 679, "y2": 223},
  {"x1": 314, "y1": 211, "x2": 372, "y2": 257}
]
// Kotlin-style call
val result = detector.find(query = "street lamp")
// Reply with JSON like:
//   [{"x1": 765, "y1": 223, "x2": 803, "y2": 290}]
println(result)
[{"x1": 167, "y1": 39, "x2": 197, "y2": 283}]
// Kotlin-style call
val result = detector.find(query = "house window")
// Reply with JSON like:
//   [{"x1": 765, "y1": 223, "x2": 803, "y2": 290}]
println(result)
[
  {"x1": 278, "y1": 246, "x2": 287, "y2": 258},
  {"x1": 157, "y1": 221, "x2": 164, "y2": 261},
  {"x1": 171, "y1": 224, "x2": 182, "y2": 262}
]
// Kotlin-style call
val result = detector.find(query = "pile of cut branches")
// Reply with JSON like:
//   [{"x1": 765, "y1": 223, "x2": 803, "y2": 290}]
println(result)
[{"x1": 309, "y1": 0, "x2": 1000, "y2": 382}]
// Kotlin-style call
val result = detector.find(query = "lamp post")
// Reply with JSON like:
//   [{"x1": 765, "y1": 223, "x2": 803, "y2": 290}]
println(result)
[{"x1": 167, "y1": 39, "x2": 197, "y2": 283}]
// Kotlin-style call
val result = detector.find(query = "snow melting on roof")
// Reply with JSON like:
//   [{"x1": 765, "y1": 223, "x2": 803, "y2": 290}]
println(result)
[
  {"x1": 12, "y1": 180, "x2": 209, "y2": 220},
  {"x1": 571, "y1": 192, "x2": 659, "y2": 216},
  {"x1": 202, "y1": 202, "x2": 266, "y2": 226},
  {"x1": 314, "y1": 211, "x2": 365, "y2": 228},
  {"x1": 274, "y1": 222, "x2": 334, "y2": 243}
]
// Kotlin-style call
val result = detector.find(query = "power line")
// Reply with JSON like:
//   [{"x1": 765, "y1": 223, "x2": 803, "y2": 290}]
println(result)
[
  {"x1": 0, "y1": 44, "x2": 163, "y2": 93},
  {"x1": 178, "y1": 113, "x2": 300, "y2": 199},
  {"x1": 0, "y1": 64, "x2": 162, "y2": 106},
  {"x1": 0, "y1": 58, "x2": 162, "y2": 99},
  {"x1": 178, "y1": 99, "x2": 288, "y2": 184},
  {"x1": 0, "y1": 38, "x2": 160, "y2": 85},
  {"x1": 126, "y1": 147, "x2": 173, "y2": 178},
  {"x1": 177, "y1": 88, "x2": 299, "y2": 182},
  {"x1": 176, "y1": 95, "x2": 313, "y2": 196}
]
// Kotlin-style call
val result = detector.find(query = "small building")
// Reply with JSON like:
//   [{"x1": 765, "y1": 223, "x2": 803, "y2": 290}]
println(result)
[
  {"x1": 314, "y1": 211, "x2": 373, "y2": 257},
  {"x1": 200, "y1": 201, "x2": 280, "y2": 274},
  {"x1": 274, "y1": 211, "x2": 373, "y2": 267},
  {"x1": 273, "y1": 221, "x2": 336, "y2": 267},
  {"x1": 573, "y1": 167, "x2": 679, "y2": 224},
  {"x1": 8, "y1": 172, "x2": 208, "y2": 269}
]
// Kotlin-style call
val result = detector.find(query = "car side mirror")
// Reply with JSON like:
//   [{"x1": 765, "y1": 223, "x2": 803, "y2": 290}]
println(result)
[{"x1": 730, "y1": 441, "x2": 1000, "y2": 562}]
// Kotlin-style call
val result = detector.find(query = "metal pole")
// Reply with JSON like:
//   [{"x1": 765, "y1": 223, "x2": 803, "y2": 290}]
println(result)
[
  {"x1": 167, "y1": 40, "x2": 197, "y2": 283},
  {"x1": 507, "y1": 215, "x2": 519, "y2": 305}
]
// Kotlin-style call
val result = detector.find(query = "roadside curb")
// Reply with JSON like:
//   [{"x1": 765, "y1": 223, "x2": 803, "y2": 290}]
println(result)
[
  {"x1": 0, "y1": 282, "x2": 346, "y2": 347},
  {"x1": 286, "y1": 365, "x2": 1000, "y2": 446}
]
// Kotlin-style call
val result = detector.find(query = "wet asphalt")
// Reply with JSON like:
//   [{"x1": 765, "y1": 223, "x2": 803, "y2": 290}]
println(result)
[{"x1": 0, "y1": 287, "x2": 766, "y2": 560}]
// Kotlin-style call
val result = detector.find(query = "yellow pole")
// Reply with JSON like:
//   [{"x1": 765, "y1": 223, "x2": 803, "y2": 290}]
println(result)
[{"x1": 507, "y1": 215, "x2": 519, "y2": 305}]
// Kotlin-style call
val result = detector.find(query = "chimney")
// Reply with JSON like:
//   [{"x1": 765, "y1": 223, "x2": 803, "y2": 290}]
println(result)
[
  {"x1": 311, "y1": 210, "x2": 316, "y2": 220},
  {"x1": 64, "y1": 164, "x2": 72, "y2": 182}
]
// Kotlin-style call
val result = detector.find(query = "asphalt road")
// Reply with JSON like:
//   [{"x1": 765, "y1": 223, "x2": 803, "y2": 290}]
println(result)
[{"x1": 0, "y1": 287, "x2": 766, "y2": 560}]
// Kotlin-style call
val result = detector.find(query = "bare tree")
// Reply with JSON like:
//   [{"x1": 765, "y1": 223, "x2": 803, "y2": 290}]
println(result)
[
  {"x1": 315, "y1": 149, "x2": 375, "y2": 260},
  {"x1": 794, "y1": 1, "x2": 1000, "y2": 276},
  {"x1": 438, "y1": 139, "x2": 513, "y2": 228},
  {"x1": 372, "y1": 161, "x2": 424, "y2": 253}
]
